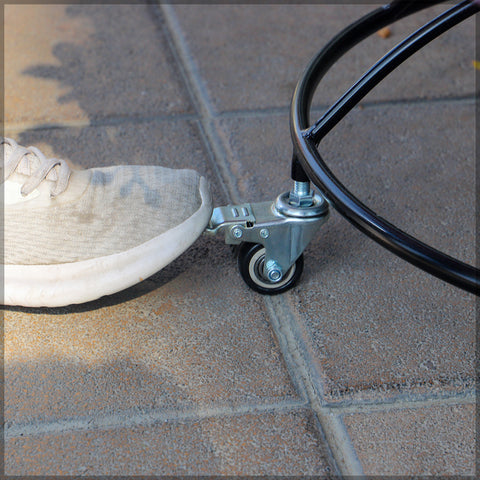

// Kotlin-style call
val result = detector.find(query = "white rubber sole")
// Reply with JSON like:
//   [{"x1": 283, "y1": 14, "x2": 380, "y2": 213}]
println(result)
[{"x1": 4, "y1": 177, "x2": 212, "y2": 307}]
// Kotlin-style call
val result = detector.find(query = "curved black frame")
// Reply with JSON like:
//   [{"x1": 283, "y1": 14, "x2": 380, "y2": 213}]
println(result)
[{"x1": 290, "y1": 0, "x2": 479, "y2": 295}]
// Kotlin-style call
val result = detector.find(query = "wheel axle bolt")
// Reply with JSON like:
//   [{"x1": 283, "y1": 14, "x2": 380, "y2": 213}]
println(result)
[
  {"x1": 232, "y1": 226, "x2": 243, "y2": 239},
  {"x1": 265, "y1": 260, "x2": 283, "y2": 283}
]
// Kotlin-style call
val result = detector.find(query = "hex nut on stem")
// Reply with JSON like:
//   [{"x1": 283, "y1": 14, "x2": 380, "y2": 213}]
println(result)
[{"x1": 265, "y1": 260, "x2": 283, "y2": 283}]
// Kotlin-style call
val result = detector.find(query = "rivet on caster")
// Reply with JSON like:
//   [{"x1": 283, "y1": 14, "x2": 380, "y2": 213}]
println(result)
[{"x1": 205, "y1": 180, "x2": 329, "y2": 294}]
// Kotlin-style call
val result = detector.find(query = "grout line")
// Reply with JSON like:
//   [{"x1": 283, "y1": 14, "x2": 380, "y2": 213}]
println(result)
[
  {"x1": 325, "y1": 384, "x2": 476, "y2": 409},
  {"x1": 353, "y1": 92, "x2": 477, "y2": 109},
  {"x1": 157, "y1": 2, "x2": 240, "y2": 204},
  {"x1": 5, "y1": 399, "x2": 307, "y2": 440},
  {"x1": 328, "y1": 388, "x2": 476, "y2": 416},
  {"x1": 5, "y1": 119, "x2": 92, "y2": 134},
  {"x1": 216, "y1": 93, "x2": 476, "y2": 120},
  {"x1": 4, "y1": 112, "x2": 199, "y2": 135},
  {"x1": 264, "y1": 295, "x2": 365, "y2": 478},
  {"x1": 6, "y1": 95, "x2": 474, "y2": 137}
]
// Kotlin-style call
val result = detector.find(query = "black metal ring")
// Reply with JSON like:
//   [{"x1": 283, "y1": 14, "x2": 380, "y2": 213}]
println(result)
[{"x1": 290, "y1": 0, "x2": 479, "y2": 295}]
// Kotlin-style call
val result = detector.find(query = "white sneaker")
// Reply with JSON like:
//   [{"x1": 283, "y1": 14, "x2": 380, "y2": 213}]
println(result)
[{"x1": 2, "y1": 137, "x2": 213, "y2": 307}]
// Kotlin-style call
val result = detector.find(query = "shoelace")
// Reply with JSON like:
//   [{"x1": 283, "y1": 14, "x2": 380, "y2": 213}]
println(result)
[{"x1": 2, "y1": 137, "x2": 71, "y2": 197}]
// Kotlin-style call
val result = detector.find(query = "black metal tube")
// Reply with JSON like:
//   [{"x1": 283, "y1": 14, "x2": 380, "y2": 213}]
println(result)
[
  {"x1": 291, "y1": 154, "x2": 310, "y2": 183},
  {"x1": 290, "y1": 0, "x2": 479, "y2": 295},
  {"x1": 290, "y1": 1, "x2": 449, "y2": 182},
  {"x1": 292, "y1": 0, "x2": 449, "y2": 131},
  {"x1": 301, "y1": 137, "x2": 479, "y2": 294},
  {"x1": 308, "y1": 0, "x2": 478, "y2": 143},
  {"x1": 290, "y1": 0, "x2": 448, "y2": 182}
]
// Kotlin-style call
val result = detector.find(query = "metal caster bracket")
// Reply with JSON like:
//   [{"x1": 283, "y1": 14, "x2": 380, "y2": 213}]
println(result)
[{"x1": 205, "y1": 184, "x2": 329, "y2": 293}]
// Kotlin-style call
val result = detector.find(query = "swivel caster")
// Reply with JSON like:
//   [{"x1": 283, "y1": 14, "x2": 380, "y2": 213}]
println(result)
[
  {"x1": 205, "y1": 185, "x2": 328, "y2": 295},
  {"x1": 237, "y1": 242, "x2": 304, "y2": 295}
]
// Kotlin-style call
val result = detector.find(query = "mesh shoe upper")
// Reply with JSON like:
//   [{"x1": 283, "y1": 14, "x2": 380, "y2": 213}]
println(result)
[{"x1": 3, "y1": 138, "x2": 208, "y2": 266}]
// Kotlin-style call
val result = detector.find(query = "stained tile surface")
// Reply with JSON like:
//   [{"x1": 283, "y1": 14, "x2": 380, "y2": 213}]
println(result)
[
  {"x1": 6, "y1": 409, "x2": 334, "y2": 476},
  {"x1": 5, "y1": 4, "x2": 193, "y2": 127},
  {"x1": 343, "y1": 403, "x2": 475, "y2": 476}
]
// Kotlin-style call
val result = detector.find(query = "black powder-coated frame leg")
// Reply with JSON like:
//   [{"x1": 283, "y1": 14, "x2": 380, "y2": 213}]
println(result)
[{"x1": 290, "y1": 0, "x2": 479, "y2": 295}]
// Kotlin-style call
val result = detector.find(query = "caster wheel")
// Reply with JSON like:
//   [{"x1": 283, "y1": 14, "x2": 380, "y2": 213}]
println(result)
[{"x1": 237, "y1": 243, "x2": 304, "y2": 295}]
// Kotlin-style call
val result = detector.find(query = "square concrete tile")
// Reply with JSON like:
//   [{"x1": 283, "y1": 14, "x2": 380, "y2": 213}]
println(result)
[
  {"x1": 343, "y1": 403, "x2": 475, "y2": 475},
  {"x1": 4, "y1": 118, "x2": 300, "y2": 427},
  {"x1": 169, "y1": 4, "x2": 475, "y2": 113},
  {"x1": 5, "y1": 236, "x2": 299, "y2": 426},
  {"x1": 6, "y1": 409, "x2": 335, "y2": 476},
  {"x1": 216, "y1": 99, "x2": 475, "y2": 402},
  {"x1": 5, "y1": 4, "x2": 193, "y2": 127}
]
